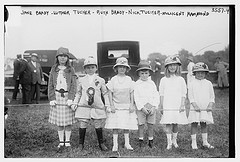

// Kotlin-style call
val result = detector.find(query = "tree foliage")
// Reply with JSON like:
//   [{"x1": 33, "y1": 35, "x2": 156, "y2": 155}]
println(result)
[{"x1": 147, "y1": 45, "x2": 229, "y2": 71}]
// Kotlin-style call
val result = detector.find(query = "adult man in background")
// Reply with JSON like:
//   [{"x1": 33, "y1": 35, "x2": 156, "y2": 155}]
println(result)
[
  {"x1": 214, "y1": 56, "x2": 229, "y2": 89},
  {"x1": 19, "y1": 54, "x2": 32, "y2": 104},
  {"x1": 153, "y1": 58, "x2": 162, "y2": 91},
  {"x1": 12, "y1": 54, "x2": 22, "y2": 100},
  {"x1": 186, "y1": 56, "x2": 195, "y2": 89},
  {"x1": 28, "y1": 53, "x2": 44, "y2": 104}
]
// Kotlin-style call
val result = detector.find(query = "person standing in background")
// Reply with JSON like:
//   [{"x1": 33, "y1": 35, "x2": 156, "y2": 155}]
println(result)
[
  {"x1": 12, "y1": 54, "x2": 22, "y2": 100},
  {"x1": 214, "y1": 57, "x2": 229, "y2": 89},
  {"x1": 19, "y1": 54, "x2": 32, "y2": 104},
  {"x1": 153, "y1": 58, "x2": 162, "y2": 91},
  {"x1": 186, "y1": 56, "x2": 195, "y2": 89},
  {"x1": 29, "y1": 53, "x2": 44, "y2": 104}
]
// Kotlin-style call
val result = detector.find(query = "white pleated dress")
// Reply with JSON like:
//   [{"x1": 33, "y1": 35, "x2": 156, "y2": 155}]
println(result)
[
  {"x1": 188, "y1": 78, "x2": 215, "y2": 124},
  {"x1": 159, "y1": 75, "x2": 188, "y2": 124},
  {"x1": 105, "y1": 75, "x2": 138, "y2": 130}
]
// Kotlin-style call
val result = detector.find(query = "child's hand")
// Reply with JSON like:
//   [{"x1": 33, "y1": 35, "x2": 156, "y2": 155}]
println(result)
[
  {"x1": 71, "y1": 104, "x2": 78, "y2": 111},
  {"x1": 105, "y1": 106, "x2": 111, "y2": 113},
  {"x1": 129, "y1": 105, "x2": 135, "y2": 113},
  {"x1": 206, "y1": 102, "x2": 214, "y2": 112},
  {"x1": 179, "y1": 105, "x2": 185, "y2": 113},
  {"x1": 193, "y1": 106, "x2": 201, "y2": 112},
  {"x1": 141, "y1": 107, "x2": 149, "y2": 115},
  {"x1": 149, "y1": 107, "x2": 156, "y2": 115},
  {"x1": 158, "y1": 104, "x2": 163, "y2": 115},
  {"x1": 110, "y1": 105, "x2": 116, "y2": 113}
]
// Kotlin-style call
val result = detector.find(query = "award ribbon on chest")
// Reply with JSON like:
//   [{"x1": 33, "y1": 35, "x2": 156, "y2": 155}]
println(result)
[{"x1": 86, "y1": 87, "x2": 95, "y2": 105}]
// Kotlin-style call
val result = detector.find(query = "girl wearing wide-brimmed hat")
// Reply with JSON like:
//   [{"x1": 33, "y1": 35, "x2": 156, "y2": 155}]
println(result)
[
  {"x1": 105, "y1": 57, "x2": 138, "y2": 152},
  {"x1": 48, "y1": 47, "x2": 77, "y2": 149},
  {"x1": 159, "y1": 55, "x2": 188, "y2": 150},
  {"x1": 188, "y1": 62, "x2": 215, "y2": 149}
]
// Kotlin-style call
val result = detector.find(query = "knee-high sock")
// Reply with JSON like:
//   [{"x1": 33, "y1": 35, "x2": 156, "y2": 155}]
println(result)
[
  {"x1": 113, "y1": 134, "x2": 118, "y2": 147},
  {"x1": 58, "y1": 130, "x2": 64, "y2": 143}
]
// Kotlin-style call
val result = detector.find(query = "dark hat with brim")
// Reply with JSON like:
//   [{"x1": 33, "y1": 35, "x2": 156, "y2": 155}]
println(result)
[
  {"x1": 136, "y1": 60, "x2": 153, "y2": 75},
  {"x1": 56, "y1": 47, "x2": 70, "y2": 58}
]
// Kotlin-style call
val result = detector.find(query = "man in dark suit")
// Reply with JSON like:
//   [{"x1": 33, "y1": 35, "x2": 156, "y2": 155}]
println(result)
[
  {"x1": 28, "y1": 53, "x2": 44, "y2": 104},
  {"x1": 153, "y1": 58, "x2": 162, "y2": 91},
  {"x1": 19, "y1": 54, "x2": 32, "y2": 104},
  {"x1": 12, "y1": 54, "x2": 22, "y2": 100}
]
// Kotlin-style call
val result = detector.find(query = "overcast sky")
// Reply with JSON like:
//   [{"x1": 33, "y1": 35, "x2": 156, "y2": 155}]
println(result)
[{"x1": 4, "y1": 5, "x2": 229, "y2": 60}]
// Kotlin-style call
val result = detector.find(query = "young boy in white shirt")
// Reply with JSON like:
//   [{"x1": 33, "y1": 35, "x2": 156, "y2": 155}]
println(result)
[{"x1": 134, "y1": 60, "x2": 160, "y2": 148}]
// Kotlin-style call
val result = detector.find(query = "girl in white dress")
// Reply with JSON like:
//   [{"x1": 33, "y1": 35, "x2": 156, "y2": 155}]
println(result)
[
  {"x1": 105, "y1": 57, "x2": 138, "y2": 152},
  {"x1": 188, "y1": 62, "x2": 215, "y2": 149},
  {"x1": 159, "y1": 55, "x2": 188, "y2": 150}
]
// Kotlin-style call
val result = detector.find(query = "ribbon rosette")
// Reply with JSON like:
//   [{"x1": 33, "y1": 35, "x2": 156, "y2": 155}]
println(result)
[{"x1": 86, "y1": 87, "x2": 95, "y2": 105}]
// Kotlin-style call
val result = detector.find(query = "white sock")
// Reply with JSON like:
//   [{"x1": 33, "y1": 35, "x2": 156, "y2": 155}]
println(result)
[
  {"x1": 191, "y1": 134, "x2": 197, "y2": 149},
  {"x1": 139, "y1": 137, "x2": 144, "y2": 140},
  {"x1": 172, "y1": 132, "x2": 178, "y2": 144},
  {"x1": 166, "y1": 134, "x2": 172, "y2": 145},
  {"x1": 148, "y1": 137, "x2": 153, "y2": 140},
  {"x1": 113, "y1": 134, "x2": 118, "y2": 147},
  {"x1": 202, "y1": 133, "x2": 209, "y2": 145},
  {"x1": 58, "y1": 130, "x2": 64, "y2": 145},
  {"x1": 124, "y1": 133, "x2": 130, "y2": 146},
  {"x1": 65, "y1": 131, "x2": 71, "y2": 141}
]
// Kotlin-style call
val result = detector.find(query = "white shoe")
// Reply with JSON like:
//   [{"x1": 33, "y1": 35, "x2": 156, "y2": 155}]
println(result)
[
  {"x1": 166, "y1": 144, "x2": 172, "y2": 150},
  {"x1": 203, "y1": 143, "x2": 214, "y2": 149},
  {"x1": 191, "y1": 144, "x2": 198, "y2": 149},
  {"x1": 172, "y1": 142, "x2": 179, "y2": 148},
  {"x1": 112, "y1": 145, "x2": 118, "y2": 152},
  {"x1": 125, "y1": 144, "x2": 133, "y2": 150}
]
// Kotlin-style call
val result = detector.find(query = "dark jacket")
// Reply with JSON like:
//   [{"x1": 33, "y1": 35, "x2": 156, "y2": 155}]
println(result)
[
  {"x1": 13, "y1": 59, "x2": 21, "y2": 80},
  {"x1": 48, "y1": 64, "x2": 77, "y2": 101},
  {"x1": 19, "y1": 59, "x2": 32, "y2": 85},
  {"x1": 28, "y1": 61, "x2": 43, "y2": 84}
]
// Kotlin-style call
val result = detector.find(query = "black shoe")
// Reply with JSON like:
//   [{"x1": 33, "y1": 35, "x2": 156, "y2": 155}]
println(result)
[
  {"x1": 96, "y1": 128, "x2": 108, "y2": 151},
  {"x1": 79, "y1": 144, "x2": 84, "y2": 150},
  {"x1": 139, "y1": 139, "x2": 144, "y2": 148},
  {"x1": 99, "y1": 143, "x2": 108, "y2": 151},
  {"x1": 148, "y1": 140, "x2": 153, "y2": 148}
]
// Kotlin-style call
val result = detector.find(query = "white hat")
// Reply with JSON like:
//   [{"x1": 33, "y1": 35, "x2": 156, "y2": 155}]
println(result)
[
  {"x1": 193, "y1": 62, "x2": 209, "y2": 73},
  {"x1": 83, "y1": 56, "x2": 97, "y2": 68},
  {"x1": 164, "y1": 55, "x2": 181, "y2": 67},
  {"x1": 31, "y1": 53, "x2": 38, "y2": 58},
  {"x1": 113, "y1": 57, "x2": 131, "y2": 70}
]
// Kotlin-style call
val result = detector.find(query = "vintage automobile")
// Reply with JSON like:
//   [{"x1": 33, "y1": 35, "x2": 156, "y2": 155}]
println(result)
[{"x1": 97, "y1": 41, "x2": 140, "y2": 82}]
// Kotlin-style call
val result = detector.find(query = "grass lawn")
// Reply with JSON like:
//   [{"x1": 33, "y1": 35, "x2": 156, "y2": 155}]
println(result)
[{"x1": 4, "y1": 88, "x2": 230, "y2": 158}]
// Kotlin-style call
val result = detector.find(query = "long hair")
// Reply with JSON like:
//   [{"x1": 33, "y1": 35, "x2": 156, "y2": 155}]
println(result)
[
  {"x1": 53, "y1": 56, "x2": 72, "y2": 72},
  {"x1": 164, "y1": 64, "x2": 181, "y2": 78}
]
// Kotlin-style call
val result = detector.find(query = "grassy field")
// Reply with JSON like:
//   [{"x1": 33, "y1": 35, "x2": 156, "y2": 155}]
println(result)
[{"x1": 4, "y1": 88, "x2": 230, "y2": 158}]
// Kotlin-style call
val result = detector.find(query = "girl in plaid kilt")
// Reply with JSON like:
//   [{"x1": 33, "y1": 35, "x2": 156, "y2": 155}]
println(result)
[{"x1": 48, "y1": 47, "x2": 77, "y2": 149}]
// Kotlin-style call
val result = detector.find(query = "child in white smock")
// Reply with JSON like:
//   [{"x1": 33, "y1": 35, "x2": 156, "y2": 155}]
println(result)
[
  {"x1": 105, "y1": 57, "x2": 138, "y2": 152},
  {"x1": 134, "y1": 60, "x2": 159, "y2": 148},
  {"x1": 159, "y1": 55, "x2": 188, "y2": 150},
  {"x1": 188, "y1": 62, "x2": 215, "y2": 149}
]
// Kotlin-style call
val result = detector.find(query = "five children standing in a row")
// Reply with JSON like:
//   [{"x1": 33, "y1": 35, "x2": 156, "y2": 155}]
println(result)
[{"x1": 48, "y1": 47, "x2": 215, "y2": 152}]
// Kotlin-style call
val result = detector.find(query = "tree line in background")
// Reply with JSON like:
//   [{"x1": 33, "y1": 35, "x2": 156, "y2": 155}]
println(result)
[{"x1": 73, "y1": 45, "x2": 229, "y2": 73}]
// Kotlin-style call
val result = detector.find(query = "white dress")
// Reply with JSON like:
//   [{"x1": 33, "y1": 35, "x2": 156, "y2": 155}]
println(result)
[
  {"x1": 159, "y1": 75, "x2": 188, "y2": 124},
  {"x1": 188, "y1": 78, "x2": 215, "y2": 124},
  {"x1": 105, "y1": 75, "x2": 138, "y2": 130}
]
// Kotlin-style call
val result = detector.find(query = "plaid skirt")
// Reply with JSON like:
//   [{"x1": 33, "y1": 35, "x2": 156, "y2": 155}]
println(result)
[{"x1": 49, "y1": 92, "x2": 77, "y2": 126}]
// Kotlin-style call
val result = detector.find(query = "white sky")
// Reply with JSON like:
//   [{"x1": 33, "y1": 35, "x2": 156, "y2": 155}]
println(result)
[{"x1": 4, "y1": 5, "x2": 229, "y2": 60}]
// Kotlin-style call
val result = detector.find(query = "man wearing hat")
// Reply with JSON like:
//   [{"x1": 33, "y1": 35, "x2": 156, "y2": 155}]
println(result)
[
  {"x1": 28, "y1": 53, "x2": 44, "y2": 104},
  {"x1": 12, "y1": 54, "x2": 22, "y2": 100},
  {"x1": 187, "y1": 56, "x2": 195, "y2": 89},
  {"x1": 19, "y1": 54, "x2": 32, "y2": 104},
  {"x1": 214, "y1": 56, "x2": 229, "y2": 88},
  {"x1": 153, "y1": 58, "x2": 162, "y2": 91}
]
